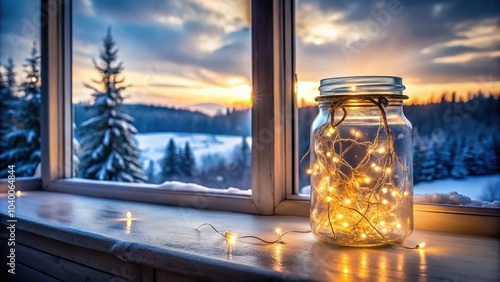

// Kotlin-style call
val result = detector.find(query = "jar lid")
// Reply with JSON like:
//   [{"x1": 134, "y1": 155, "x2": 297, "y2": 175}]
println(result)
[{"x1": 318, "y1": 76, "x2": 406, "y2": 96}]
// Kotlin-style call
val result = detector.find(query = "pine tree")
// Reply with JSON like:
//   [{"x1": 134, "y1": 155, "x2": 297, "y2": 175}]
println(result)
[
  {"x1": 0, "y1": 46, "x2": 41, "y2": 177},
  {"x1": 0, "y1": 67, "x2": 8, "y2": 152},
  {"x1": 180, "y1": 142, "x2": 195, "y2": 177},
  {"x1": 468, "y1": 137, "x2": 487, "y2": 175},
  {"x1": 159, "y1": 138, "x2": 180, "y2": 181},
  {"x1": 482, "y1": 135, "x2": 498, "y2": 174},
  {"x1": 237, "y1": 135, "x2": 250, "y2": 169},
  {"x1": 450, "y1": 143, "x2": 469, "y2": 179},
  {"x1": 433, "y1": 141, "x2": 450, "y2": 180},
  {"x1": 78, "y1": 29, "x2": 146, "y2": 182},
  {"x1": 0, "y1": 60, "x2": 19, "y2": 157},
  {"x1": 419, "y1": 142, "x2": 436, "y2": 182},
  {"x1": 146, "y1": 159, "x2": 156, "y2": 184},
  {"x1": 72, "y1": 123, "x2": 81, "y2": 177},
  {"x1": 5, "y1": 58, "x2": 16, "y2": 89}
]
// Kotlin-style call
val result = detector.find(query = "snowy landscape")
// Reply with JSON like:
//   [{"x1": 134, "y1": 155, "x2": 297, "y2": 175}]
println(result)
[
  {"x1": 136, "y1": 132, "x2": 500, "y2": 205},
  {"x1": 136, "y1": 132, "x2": 251, "y2": 174}
]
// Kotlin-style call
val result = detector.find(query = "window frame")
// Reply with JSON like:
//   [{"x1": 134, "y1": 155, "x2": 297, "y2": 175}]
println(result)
[
  {"x1": 1, "y1": 0, "x2": 496, "y2": 236},
  {"x1": 39, "y1": 0, "x2": 295, "y2": 215}
]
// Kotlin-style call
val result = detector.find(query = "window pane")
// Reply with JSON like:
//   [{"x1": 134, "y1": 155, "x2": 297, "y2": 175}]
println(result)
[
  {"x1": 0, "y1": 0, "x2": 42, "y2": 178},
  {"x1": 296, "y1": 0, "x2": 500, "y2": 207},
  {"x1": 72, "y1": 0, "x2": 252, "y2": 194}
]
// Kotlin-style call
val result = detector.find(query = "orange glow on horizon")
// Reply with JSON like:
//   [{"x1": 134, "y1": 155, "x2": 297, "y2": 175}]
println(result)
[{"x1": 296, "y1": 80, "x2": 500, "y2": 107}]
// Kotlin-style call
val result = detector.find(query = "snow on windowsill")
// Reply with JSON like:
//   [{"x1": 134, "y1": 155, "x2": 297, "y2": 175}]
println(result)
[
  {"x1": 157, "y1": 181, "x2": 252, "y2": 196},
  {"x1": 414, "y1": 192, "x2": 500, "y2": 208}
]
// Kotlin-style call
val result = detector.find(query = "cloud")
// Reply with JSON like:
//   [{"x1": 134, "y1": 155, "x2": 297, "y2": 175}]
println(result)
[
  {"x1": 71, "y1": 0, "x2": 251, "y2": 91},
  {"x1": 295, "y1": 0, "x2": 500, "y2": 86},
  {"x1": 0, "y1": 0, "x2": 40, "y2": 64}
]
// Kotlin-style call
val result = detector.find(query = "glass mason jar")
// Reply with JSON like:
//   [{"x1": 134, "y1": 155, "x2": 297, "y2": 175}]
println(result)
[{"x1": 309, "y1": 76, "x2": 413, "y2": 247}]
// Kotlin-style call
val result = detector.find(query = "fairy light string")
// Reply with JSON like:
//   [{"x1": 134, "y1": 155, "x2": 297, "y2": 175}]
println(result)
[
  {"x1": 195, "y1": 223, "x2": 425, "y2": 249},
  {"x1": 196, "y1": 223, "x2": 311, "y2": 244},
  {"x1": 309, "y1": 94, "x2": 415, "y2": 247}
]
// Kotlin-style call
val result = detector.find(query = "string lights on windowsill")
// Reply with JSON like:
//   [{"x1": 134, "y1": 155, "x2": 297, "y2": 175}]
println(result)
[{"x1": 195, "y1": 223, "x2": 425, "y2": 250}]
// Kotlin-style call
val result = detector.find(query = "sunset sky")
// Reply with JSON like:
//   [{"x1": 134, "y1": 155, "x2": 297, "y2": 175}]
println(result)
[{"x1": 1, "y1": 0, "x2": 499, "y2": 107}]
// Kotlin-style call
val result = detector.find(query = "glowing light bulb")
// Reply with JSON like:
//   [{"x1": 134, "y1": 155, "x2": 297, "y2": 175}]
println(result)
[
  {"x1": 31, "y1": 77, "x2": 37, "y2": 83},
  {"x1": 343, "y1": 222, "x2": 348, "y2": 227},
  {"x1": 382, "y1": 199, "x2": 388, "y2": 205},
  {"x1": 391, "y1": 191, "x2": 397, "y2": 197},
  {"x1": 337, "y1": 214, "x2": 343, "y2": 219},
  {"x1": 16, "y1": 191, "x2": 21, "y2": 197},
  {"x1": 355, "y1": 131, "x2": 360, "y2": 137},
  {"x1": 126, "y1": 211, "x2": 132, "y2": 219},
  {"x1": 417, "y1": 242, "x2": 426, "y2": 249},
  {"x1": 326, "y1": 132, "x2": 332, "y2": 137},
  {"x1": 364, "y1": 177, "x2": 371, "y2": 183},
  {"x1": 361, "y1": 233, "x2": 367, "y2": 238},
  {"x1": 332, "y1": 157, "x2": 339, "y2": 163},
  {"x1": 329, "y1": 127, "x2": 335, "y2": 134},
  {"x1": 396, "y1": 223, "x2": 401, "y2": 229},
  {"x1": 345, "y1": 199, "x2": 351, "y2": 204},
  {"x1": 380, "y1": 221, "x2": 385, "y2": 226},
  {"x1": 386, "y1": 168, "x2": 392, "y2": 174},
  {"x1": 326, "y1": 152, "x2": 332, "y2": 157},
  {"x1": 306, "y1": 169, "x2": 312, "y2": 174},
  {"x1": 275, "y1": 228, "x2": 282, "y2": 235},
  {"x1": 327, "y1": 196, "x2": 332, "y2": 202},
  {"x1": 343, "y1": 267, "x2": 349, "y2": 274},
  {"x1": 382, "y1": 187, "x2": 388, "y2": 193},
  {"x1": 328, "y1": 186, "x2": 334, "y2": 192},
  {"x1": 371, "y1": 163, "x2": 376, "y2": 168},
  {"x1": 382, "y1": 228, "x2": 387, "y2": 233},
  {"x1": 403, "y1": 191, "x2": 408, "y2": 197},
  {"x1": 378, "y1": 147, "x2": 386, "y2": 154},
  {"x1": 375, "y1": 166, "x2": 381, "y2": 172}
]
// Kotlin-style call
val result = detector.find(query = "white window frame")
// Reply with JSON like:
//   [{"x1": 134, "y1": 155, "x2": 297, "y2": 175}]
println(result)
[{"x1": 1, "y1": 0, "x2": 497, "y2": 236}]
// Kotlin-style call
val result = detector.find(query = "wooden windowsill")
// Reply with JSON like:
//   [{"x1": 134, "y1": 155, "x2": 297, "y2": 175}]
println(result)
[{"x1": 0, "y1": 191, "x2": 498, "y2": 281}]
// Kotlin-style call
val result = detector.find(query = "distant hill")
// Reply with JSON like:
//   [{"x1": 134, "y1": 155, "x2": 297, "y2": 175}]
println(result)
[
  {"x1": 74, "y1": 103, "x2": 251, "y2": 137},
  {"x1": 184, "y1": 103, "x2": 228, "y2": 116}
]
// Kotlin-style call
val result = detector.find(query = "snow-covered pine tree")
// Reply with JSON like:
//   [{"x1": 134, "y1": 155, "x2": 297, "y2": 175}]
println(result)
[
  {"x1": 180, "y1": 142, "x2": 195, "y2": 177},
  {"x1": 72, "y1": 123, "x2": 81, "y2": 177},
  {"x1": 467, "y1": 137, "x2": 487, "y2": 175},
  {"x1": 5, "y1": 58, "x2": 16, "y2": 89},
  {"x1": 237, "y1": 135, "x2": 250, "y2": 169},
  {"x1": 78, "y1": 29, "x2": 146, "y2": 183},
  {"x1": 419, "y1": 140, "x2": 436, "y2": 182},
  {"x1": 432, "y1": 141, "x2": 450, "y2": 180},
  {"x1": 412, "y1": 131, "x2": 427, "y2": 184},
  {"x1": 450, "y1": 140, "x2": 469, "y2": 179},
  {"x1": 146, "y1": 159, "x2": 156, "y2": 184},
  {"x1": 0, "y1": 46, "x2": 41, "y2": 177},
  {"x1": 159, "y1": 138, "x2": 181, "y2": 181},
  {"x1": 0, "y1": 59, "x2": 19, "y2": 156}
]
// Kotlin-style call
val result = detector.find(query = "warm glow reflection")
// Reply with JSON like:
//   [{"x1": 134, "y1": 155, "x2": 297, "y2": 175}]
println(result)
[
  {"x1": 273, "y1": 244, "x2": 283, "y2": 272},
  {"x1": 126, "y1": 219, "x2": 131, "y2": 234},
  {"x1": 341, "y1": 253, "x2": 350, "y2": 276}
]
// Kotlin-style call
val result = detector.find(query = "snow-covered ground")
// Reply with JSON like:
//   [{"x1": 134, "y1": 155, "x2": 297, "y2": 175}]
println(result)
[{"x1": 136, "y1": 132, "x2": 251, "y2": 172}]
